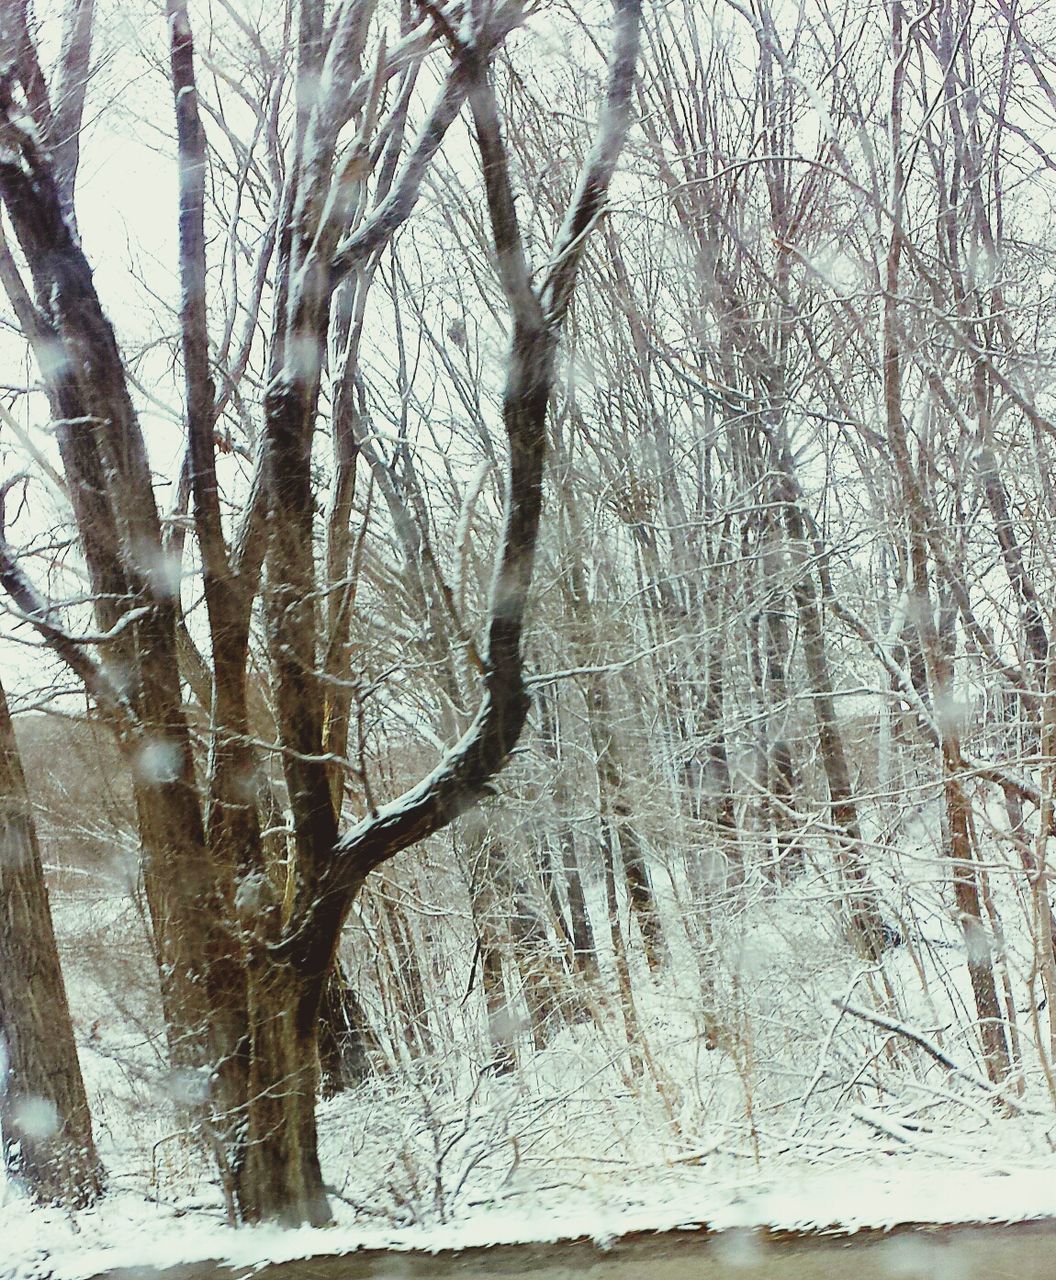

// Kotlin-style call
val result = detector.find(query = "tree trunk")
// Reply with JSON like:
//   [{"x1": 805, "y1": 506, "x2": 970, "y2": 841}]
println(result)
[
  {"x1": 781, "y1": 488, "x2": 892, "y2": 958},
  {"x1": 478, "y1": 935, "x2": 516, "y2": 1076},
  {"x1": 600, "y1": 820, "x2": 643, "y2": 1071},
  {"x1": 947, "y1": 778, "x2": 1013, "y2": 1082},
  {"x1": 0, "y1": 683, "x2": 103, "y2": 1207},
  {"x1": 538, "y1": 684, "x2": 598, "y2": 976},
  {"x1": 880, "y1": 42, "x2": 1011, "y2": 1078},
  {"x1": 318, "y1": 959, "x2": 374, "y2": 1097},
  {"x1": 702, "y1": 633, "x2": 742, "y2": 887},
  {"x1": 464, "y1": 825, "x2": 561, "y2": 1057},
  {"x1": 237, "y1": 964, "x2": 329, "y2": 1226},
  {"x1": 556, "y1": 822, "x2": 597, "y2": 979},
  {"x1": 381, "y1": 895, "x2": 435, "y2": 1059},
  {"x1": 562, "y1": 547, "x2": 665, "y2": 969}
]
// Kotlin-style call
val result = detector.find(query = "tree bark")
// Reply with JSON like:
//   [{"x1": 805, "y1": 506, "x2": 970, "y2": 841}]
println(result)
[
  {"x1": 0, "y1": 681, "x2": 103, "y2": 1207},
  {"x1": 237, "y1": 964, "x2": 329, "y2": 1227}
]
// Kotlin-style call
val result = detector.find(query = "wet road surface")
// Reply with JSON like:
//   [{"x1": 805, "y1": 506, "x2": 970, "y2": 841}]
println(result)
[{"x1": 89, "y1": 1220, "x2": 1056, "y2": 1280}]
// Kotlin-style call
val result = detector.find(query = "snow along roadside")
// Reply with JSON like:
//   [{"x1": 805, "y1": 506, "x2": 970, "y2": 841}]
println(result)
[{"x1": 4, "y1": 1158, "x2": 1056, "y2": 1280}]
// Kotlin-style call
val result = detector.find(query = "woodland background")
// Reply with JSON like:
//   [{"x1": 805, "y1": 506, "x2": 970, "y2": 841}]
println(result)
[{"x1": 3, "y1": 0, "x2": 1056, "y2": 1233}]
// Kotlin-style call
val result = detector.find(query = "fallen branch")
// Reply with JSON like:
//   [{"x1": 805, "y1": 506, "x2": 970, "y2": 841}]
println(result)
[{"x1": 833, "y1": 999, "x2": 1035, "y2": 1115}]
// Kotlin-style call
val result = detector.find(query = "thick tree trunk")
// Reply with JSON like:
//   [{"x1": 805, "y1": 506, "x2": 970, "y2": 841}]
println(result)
[
  {"x1": 0, "y1": 106, "x2": 242, "y2": 1082},
  {"x1": 0, "y1": 684, "x2": 103, "y2": 1206},
  {"x1": 0, "y1": 0, "x2": 643, "y2": 1228},
  {"x1": 237, "y1": 965, "x2": 330, "y2": 1227}
]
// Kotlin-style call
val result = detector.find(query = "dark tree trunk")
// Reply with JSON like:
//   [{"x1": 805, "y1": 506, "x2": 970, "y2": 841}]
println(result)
[
  {"x1": 317, "y1": 958, "x2": 375, "y2": 1097},
  {"x1": 557, "y1": 823, "x2": 598, "y2": 979},
  {"x1": 237, "y1": 965, "x2": 329, "y2": 1227},
  {"x1": 0, "y1": 683, "x2": 104, "y2": 1207}
]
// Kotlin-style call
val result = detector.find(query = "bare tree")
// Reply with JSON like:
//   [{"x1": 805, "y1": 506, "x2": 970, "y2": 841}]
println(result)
[{"x1": 0, "y1": 0, "x2": 642, "y2": 1224}]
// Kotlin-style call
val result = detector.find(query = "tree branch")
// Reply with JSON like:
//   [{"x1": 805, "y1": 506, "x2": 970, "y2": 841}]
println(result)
[{"x1": 279, "y1": 0, "x2": 644, "y2": 978}]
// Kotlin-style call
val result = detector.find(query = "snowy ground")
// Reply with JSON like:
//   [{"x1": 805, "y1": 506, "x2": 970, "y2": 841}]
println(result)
[
  {"x1": 7, "y1": 825, "x2": 1056, "y2": 1280},
  {"x1": 5, "y1": 1155, "x2": 1056, "y2": 1280}
]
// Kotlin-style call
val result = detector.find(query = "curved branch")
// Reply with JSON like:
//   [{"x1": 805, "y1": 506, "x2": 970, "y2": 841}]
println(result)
[
  {"x1": 541, "y1": 0, "x2": 642, "y2": 325},
  {"x1": 0, "y1": 526, "x2": 134, "y2": 730},
  {"x1": 329, "y1": 1, "x2": 525, "y2": 283},
  {"x1": 281, "y1": 0, "x2": 644, "y2": 976}
]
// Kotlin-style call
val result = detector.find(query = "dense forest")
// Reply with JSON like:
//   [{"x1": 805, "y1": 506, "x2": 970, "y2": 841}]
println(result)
[{"x1": 2, "y1": 0, "x2": 1056, "y2": 1241}]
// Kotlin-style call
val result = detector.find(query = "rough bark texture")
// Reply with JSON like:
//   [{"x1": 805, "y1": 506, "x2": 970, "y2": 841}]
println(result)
[{"x1": 0, "y1": 680, "x2": 103, "y2": 1207}]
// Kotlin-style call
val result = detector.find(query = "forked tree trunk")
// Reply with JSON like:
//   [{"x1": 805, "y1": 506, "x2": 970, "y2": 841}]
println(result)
[
  {"x1": 0, "y1": 683, "x2": 103, "y2": 1206},
  {"x1": 0, "y1": 0, "x2": 644, "y2": 1228}
]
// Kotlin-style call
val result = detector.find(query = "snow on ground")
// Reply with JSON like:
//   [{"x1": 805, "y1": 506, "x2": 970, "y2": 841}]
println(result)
[
  {"x1": 4, "y1": 1154, "x2": 1056, "y2": 1280},
  {"x1": 7, "y1": 828, "x2": 1056, "y2": 1280}
]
